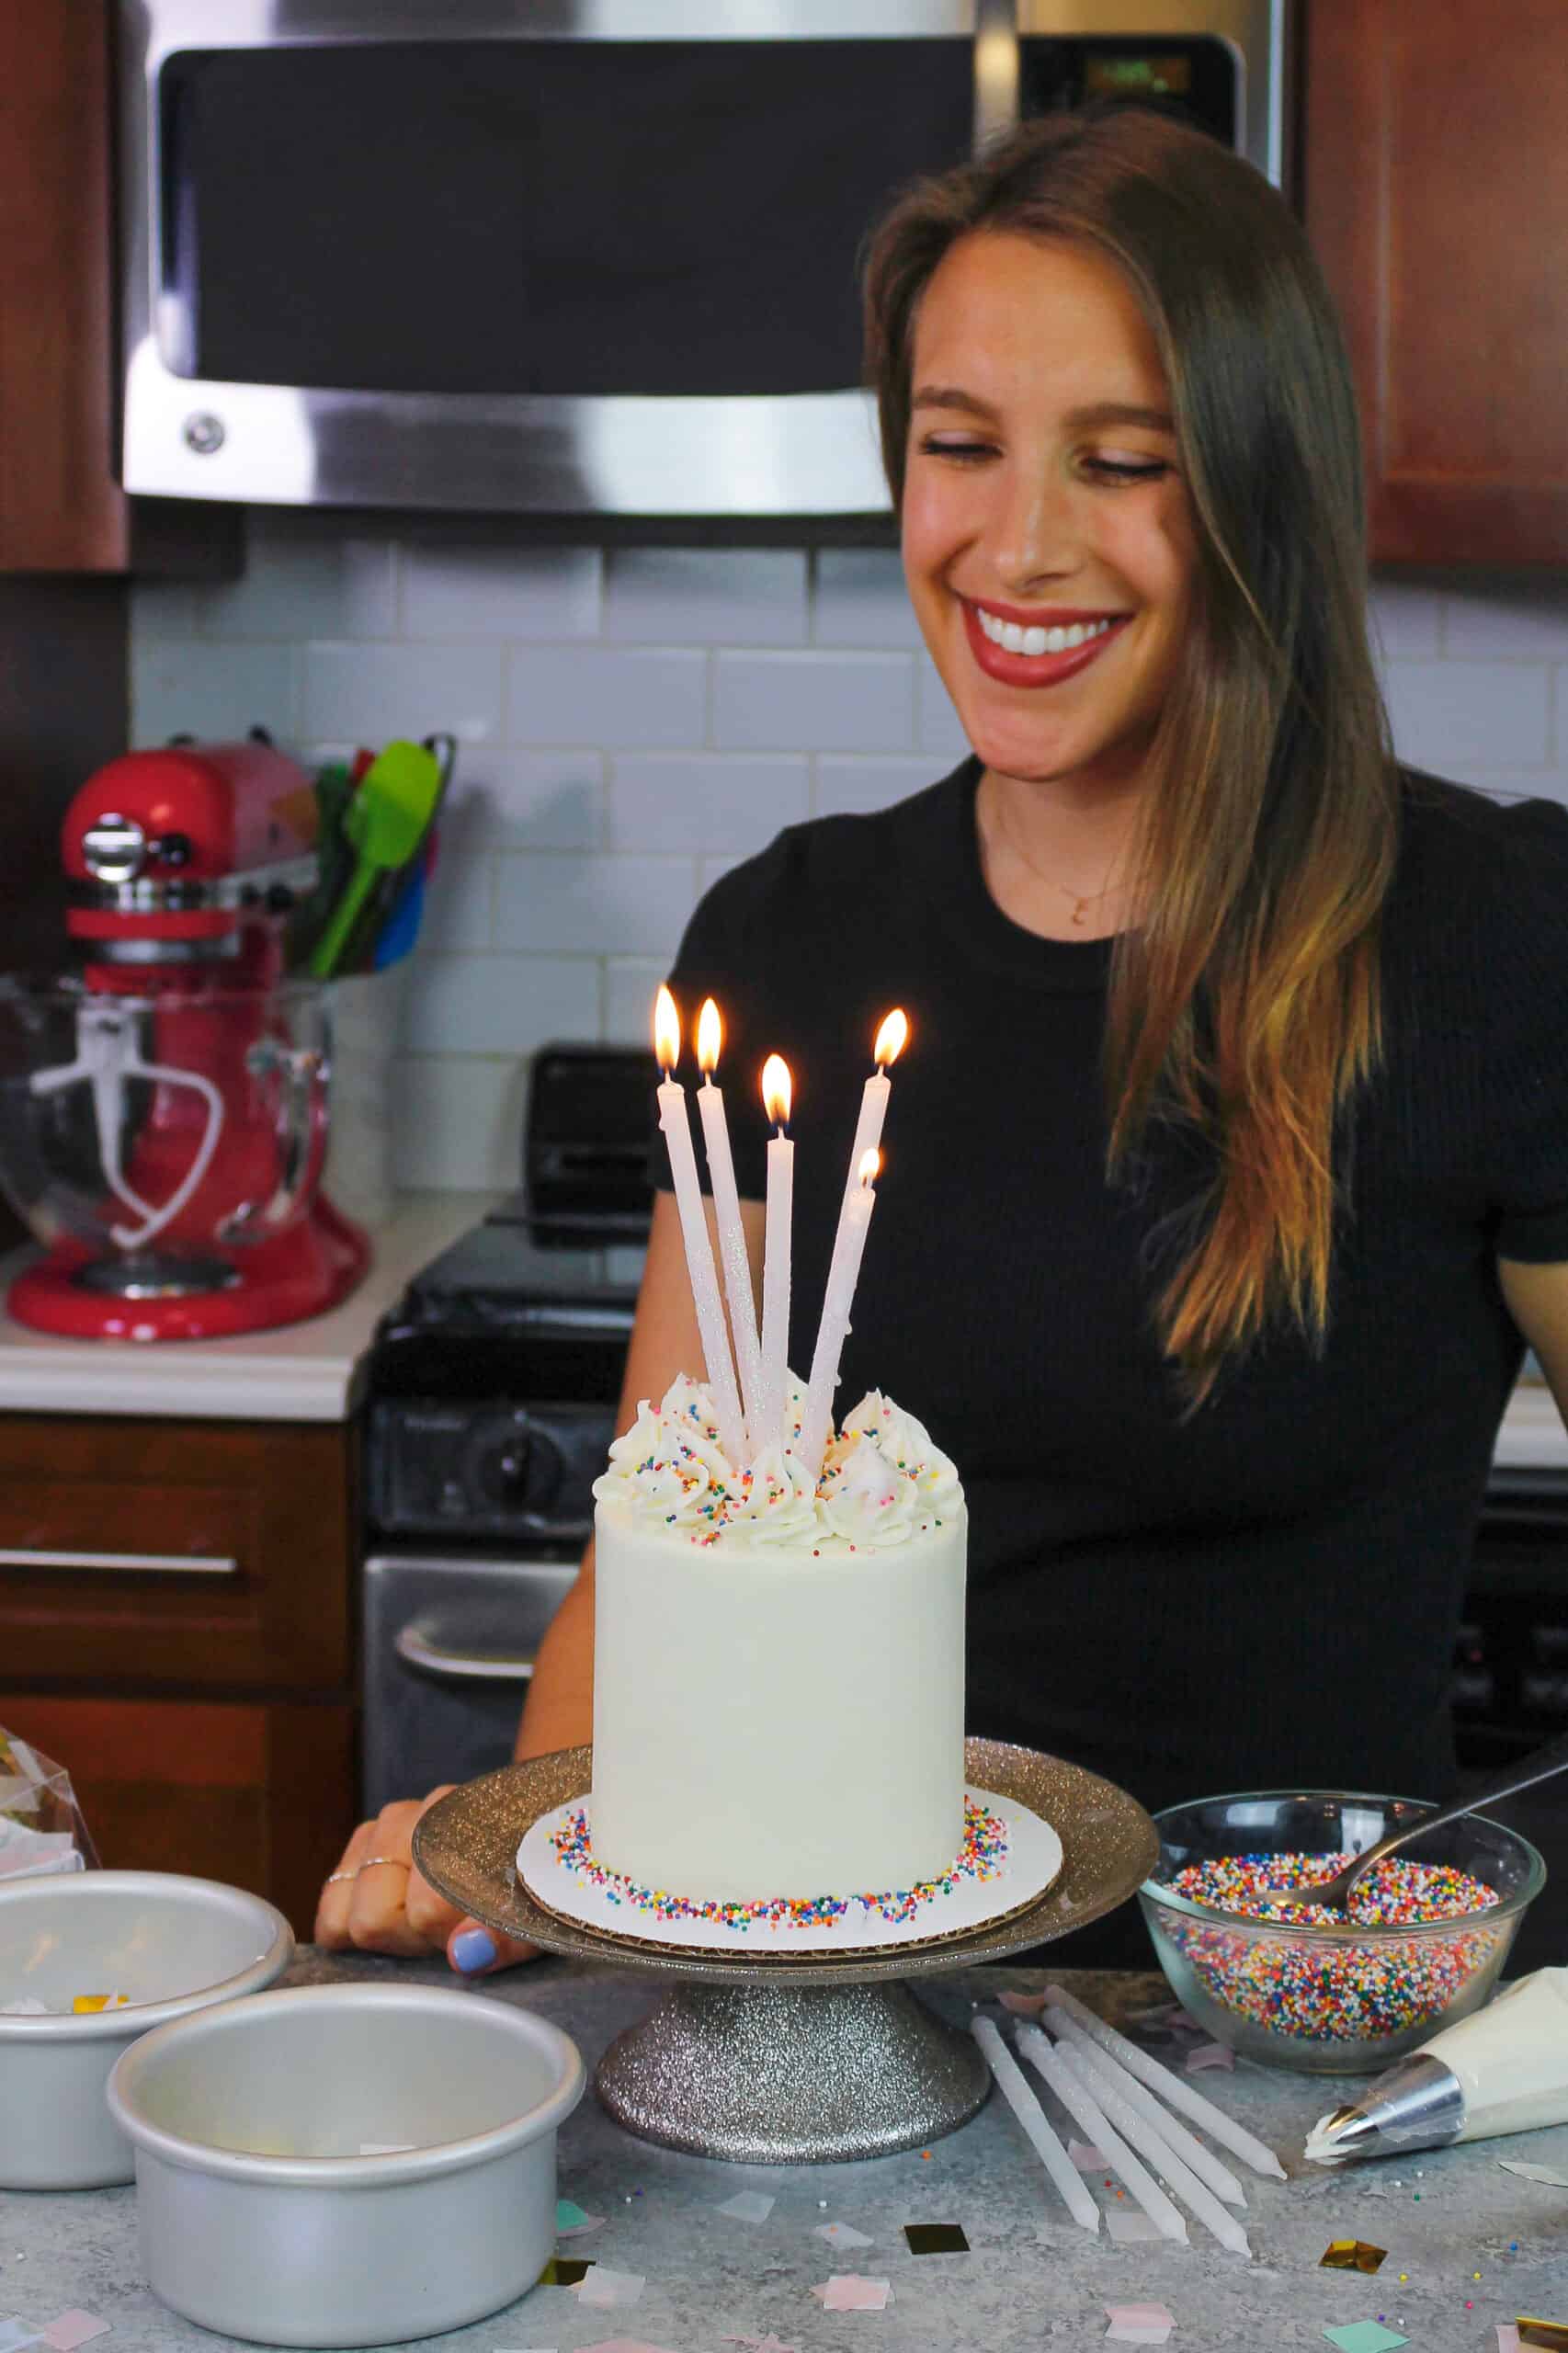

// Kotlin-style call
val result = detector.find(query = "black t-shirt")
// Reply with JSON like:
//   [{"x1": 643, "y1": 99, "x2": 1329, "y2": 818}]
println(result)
[{"x1": 658, "y1": 756, "x2": 1568, "y2": 1823}]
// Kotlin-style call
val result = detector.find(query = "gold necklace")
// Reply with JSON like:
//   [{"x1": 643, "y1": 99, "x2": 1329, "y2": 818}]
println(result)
[{"x1": 983, "y1": 779, "x2": 1130, "y2": 928}]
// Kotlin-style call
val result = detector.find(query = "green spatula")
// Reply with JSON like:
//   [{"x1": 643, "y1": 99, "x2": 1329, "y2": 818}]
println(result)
[{"x1": 309, "y1": 739, "x2": 443, "y2": 979}]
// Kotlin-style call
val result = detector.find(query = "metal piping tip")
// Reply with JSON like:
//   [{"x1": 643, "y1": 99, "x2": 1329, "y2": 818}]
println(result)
[
  {"x1": 1303, "y1": 2055, "x2": 1465, "y2": 2166},
  {"x1": 1305, "y1": 2105, "x2": 1383, "y2": 2163}
]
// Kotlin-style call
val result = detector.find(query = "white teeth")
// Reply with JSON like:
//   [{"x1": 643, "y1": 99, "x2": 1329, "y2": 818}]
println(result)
[{"x1": 974, "y1": 609, "x2": 1117, "y2": 655}]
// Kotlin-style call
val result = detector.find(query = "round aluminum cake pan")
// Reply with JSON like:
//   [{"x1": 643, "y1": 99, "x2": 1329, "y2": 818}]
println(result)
[
  {"x1": 107, "y1": 1980, "x2": 586, "y2": 2349},
  {"x1": 0, "y1": 1870, "x2": 293, "y2": 2188}
]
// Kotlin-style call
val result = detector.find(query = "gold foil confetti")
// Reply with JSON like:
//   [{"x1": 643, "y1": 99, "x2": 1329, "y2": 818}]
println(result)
[
  {"x1": 903, "y1": 2222, "x2": 969, "y2": 2254},
  {"x1": 1321, "y1": 2240, "x2": 1388, "y2": 2274}
]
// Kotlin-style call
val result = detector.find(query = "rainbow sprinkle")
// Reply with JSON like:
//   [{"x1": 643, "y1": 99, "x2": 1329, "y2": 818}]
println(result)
[
  {"x1": 1154, "y1": 1851, "x2": 1504, "y2": 2042},
  {"x1": 549, "y1": 1794, "x2": 1008, "y2": 1935}
]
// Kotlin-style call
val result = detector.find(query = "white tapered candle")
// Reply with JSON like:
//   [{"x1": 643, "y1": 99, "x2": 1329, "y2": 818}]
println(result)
[
  {"x1": 758, "y1": 1054, "x2": 793, "y2": 1460},
  {"x1": 797, "y1": 1147, "x2": 879, "y2": 1482},
  {"x1": 1015, "y1": 2025, "x2": 1188, "y2": 2244},
  {"x1": 1037, "y1": 2029, "x2": 1253, "y2": 2258},
  {"x1": 1041, "y1": 1984, "x2": 1286, "y2": 2180},
  {"x1": 836, "y1": 1007, "x2": 907, "y2": 1228},
  {"x1": 971, "y1": 2016, "x2": 1099, "y2": 2232},
  {"x1": 1043, "y1": 2007, "x2": 1247, "y2": 2209},
  {"x1": 695, "y1": 999, "x2": 764, "y2": 1454},
  {"x1": 653, "y1": 988, "x2": 746, "y2": 1463}
]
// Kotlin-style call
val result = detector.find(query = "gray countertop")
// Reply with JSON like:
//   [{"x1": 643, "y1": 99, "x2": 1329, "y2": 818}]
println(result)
[{"x1": 6, "y1": 1952, "x2": 1566, "y2": 2353}]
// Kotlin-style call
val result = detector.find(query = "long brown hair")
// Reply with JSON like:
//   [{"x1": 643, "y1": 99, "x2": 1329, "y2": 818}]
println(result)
[{"x1": 863, "y1": 105, "x2": 1399, "y2": 1402}]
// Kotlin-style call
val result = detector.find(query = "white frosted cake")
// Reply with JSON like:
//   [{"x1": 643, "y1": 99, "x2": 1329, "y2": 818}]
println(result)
[{"x1": 589, "y1": 1376, "x2": 967, "y2": 1905}]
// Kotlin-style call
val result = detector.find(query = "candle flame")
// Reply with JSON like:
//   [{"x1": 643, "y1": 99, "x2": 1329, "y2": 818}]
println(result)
[
  {"x1": 697, "y1": 996, "x2": 722, "y2": 1075},
  {"x1": 653, "y1": 984, "x2": 681, "y2": 1074},
  {"x1": 858, "y1": 1148, "x2": 881, "y2": 1187},
  {"x1": 874, "y1": 1008, "x2": 909, "y2": 1071},
  {"x1": 761, "y1": 1052, "x2": 792, "y2": 1127}
]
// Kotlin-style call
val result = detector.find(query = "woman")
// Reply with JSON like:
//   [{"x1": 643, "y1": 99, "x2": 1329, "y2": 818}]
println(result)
[{"x1": 320, "y1": 104, "x2": 1568, "y2": 1974}]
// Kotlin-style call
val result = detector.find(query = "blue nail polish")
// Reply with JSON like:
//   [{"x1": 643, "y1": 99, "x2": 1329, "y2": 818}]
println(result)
[{"x1": 451, "y1": 1927, "x2": 497, "y2": 1974}]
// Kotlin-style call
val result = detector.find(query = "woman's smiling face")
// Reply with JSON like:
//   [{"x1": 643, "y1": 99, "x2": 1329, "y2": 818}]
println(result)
[{"x1": 901, "y1": 231, "x2": 1199, "y2": 801}]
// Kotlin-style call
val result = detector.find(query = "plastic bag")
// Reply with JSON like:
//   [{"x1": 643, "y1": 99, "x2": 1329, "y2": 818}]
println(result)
[{"x1": 0, "y1": 1727, "x2": 98, "y2": 1879}]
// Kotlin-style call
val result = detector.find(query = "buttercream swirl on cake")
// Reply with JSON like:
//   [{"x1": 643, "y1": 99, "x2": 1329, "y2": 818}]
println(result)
[{"x1": 593, "y1": 1373, "x2": 960, "y2": 1551}]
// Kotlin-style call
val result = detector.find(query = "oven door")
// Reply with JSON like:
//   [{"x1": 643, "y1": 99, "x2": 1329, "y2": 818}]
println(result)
[{"x1": 361, "y1": 1552, "x2": 578, "y2": 1817}]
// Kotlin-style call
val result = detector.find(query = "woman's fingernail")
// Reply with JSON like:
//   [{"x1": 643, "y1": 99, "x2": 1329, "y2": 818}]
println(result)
[{"x1": 450, "y1": 1926, "x2": 498, "y2": 1974}]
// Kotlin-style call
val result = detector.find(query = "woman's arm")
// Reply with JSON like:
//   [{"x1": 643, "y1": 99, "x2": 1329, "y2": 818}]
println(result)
[
  {"x1": 1499, "y1": 1257, "x2": 1568, "y2": 1427},
  {"x1": 515, "y1": 1185, "x2": 765, "y2": 1757}
]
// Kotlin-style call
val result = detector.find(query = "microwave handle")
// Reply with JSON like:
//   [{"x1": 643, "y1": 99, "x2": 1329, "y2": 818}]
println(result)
[{"x1": 393, "y1": 1620, "x2": 536, "y2": 1683}]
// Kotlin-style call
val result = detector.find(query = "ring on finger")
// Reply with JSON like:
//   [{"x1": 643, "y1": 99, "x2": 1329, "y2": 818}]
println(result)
[{"x1": 356, "y1": 1856, "x2": 411, "y2": 1874}]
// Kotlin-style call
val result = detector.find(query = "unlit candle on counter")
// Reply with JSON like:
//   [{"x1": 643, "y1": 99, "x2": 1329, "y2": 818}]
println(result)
[
  {"x1": 971, "y1": 2014, "x2": 1099, "y2": 2233},
  {"x1": 1040, "y1": 1984, "x2": 1286, "y2": 2181},
  {"x1": 1016, "y1": 2024, "x2": 1187, "y2": 2245}
]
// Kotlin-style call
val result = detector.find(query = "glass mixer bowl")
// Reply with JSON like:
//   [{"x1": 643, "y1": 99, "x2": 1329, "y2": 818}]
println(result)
[{"x1": 0, "y1": 975, "x2": 337, "y2": 1300}]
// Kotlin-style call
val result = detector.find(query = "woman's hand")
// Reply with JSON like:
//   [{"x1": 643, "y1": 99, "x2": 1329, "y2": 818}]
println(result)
[{"x1": 314, "y1": 1789, "x2": 538, "y2": 1975}]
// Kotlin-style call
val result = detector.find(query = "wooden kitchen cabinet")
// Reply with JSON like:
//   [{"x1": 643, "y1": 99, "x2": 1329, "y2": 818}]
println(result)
[
  {"x1": 0, "y1": 0, "x2": 237, "y2": 574},
  {"x1": 1303, "y1": 0, "x2": 1568, "y2": 564},
  {"x1": 0, "y1": 1414, "x2": 358, "y2": 1934}
]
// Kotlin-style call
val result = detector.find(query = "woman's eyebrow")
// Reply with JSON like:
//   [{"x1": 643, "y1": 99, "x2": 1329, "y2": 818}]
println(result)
[{"x1": 910, "y1": 386, "x2": 1175, "y2": 433}]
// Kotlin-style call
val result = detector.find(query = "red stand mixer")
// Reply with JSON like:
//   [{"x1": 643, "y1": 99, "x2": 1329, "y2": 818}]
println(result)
[{"x1": 0, "y1": 738, "x2": 369, "y2": 1340}]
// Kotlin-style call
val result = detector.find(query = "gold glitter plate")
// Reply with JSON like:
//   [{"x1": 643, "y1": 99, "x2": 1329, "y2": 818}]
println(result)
[{"x1": 415, "y1": 1738, "x2": 1158, "y2": 1990}]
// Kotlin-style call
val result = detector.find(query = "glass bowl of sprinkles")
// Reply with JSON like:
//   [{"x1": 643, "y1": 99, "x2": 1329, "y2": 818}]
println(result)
[{"x1": 1137, "y1": 1790, "x2": 1544, "y2": 2075}]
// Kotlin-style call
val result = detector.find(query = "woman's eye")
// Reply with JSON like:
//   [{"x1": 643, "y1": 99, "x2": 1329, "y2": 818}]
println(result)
[
  {"x1": 917, "y1": 435, "x2": 995, "y2": 462},
  {"x1": 1083, "y1": 457, "x2": 1169, "y2": 483}
]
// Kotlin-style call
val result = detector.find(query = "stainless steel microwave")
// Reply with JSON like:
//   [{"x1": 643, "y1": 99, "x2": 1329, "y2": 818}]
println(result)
[{"x1": 118, "y1": 2, "x2": 1290, "y2": 521}]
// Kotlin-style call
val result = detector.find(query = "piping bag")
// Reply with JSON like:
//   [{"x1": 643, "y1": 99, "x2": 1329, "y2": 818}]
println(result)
[{"x1": 1306, "y1": 1967, "x2": 1568, "y2": 2164}]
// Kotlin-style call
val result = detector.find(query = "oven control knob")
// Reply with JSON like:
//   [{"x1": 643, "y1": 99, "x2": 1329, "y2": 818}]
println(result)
[{"x1": 464, "y1": 1413, "x2": 562, "y2": 1514}]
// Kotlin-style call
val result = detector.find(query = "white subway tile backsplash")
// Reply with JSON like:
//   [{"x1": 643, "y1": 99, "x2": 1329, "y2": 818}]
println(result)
[
  {"x1": 712, "y1": 650, "x2": 915, "y2": 752},
  {"x1": 197, "y1": 515, "x2": 397, "y2": 642},
  {"x1": 1368, "y1": 574, "x2": 1443, "y2": 663},
  {"x1": 303, "y1": 640, "x2": 505, "y2": 747},
  {"x1": 609, "y1": 754, "x2": 808, "y2": 853},
  {"x1": 815, "y1": 755, "x2": 949, "y2": 817},
  {"x1": 494, "y1": 850, "x2": 698, "y2": 959},
  {"x1": 506, "y1": 645, "x2": 708, "y2": 748},
  {"x1": 812, "y1": 549, "x2": 924, "y2": 649},
  {"x1": 1440, "y1": 576, "x2": 1568, "y2": 663},
  {"x1": 916, "y1": 652, "x2": 970, "y2": 757},
  {"x1": 446, "y1": 752, "x2": 606, "y2": 851},
  {"x1": 391, "y1": 1053, "x2": 526, "y2": 1190},
  {"x1": 402, "y1": 953, "x2": 600, "y2": 1055},
  {"x1": 605, "y1": 957, "x2": 670, "y2": 1043},
  {"x1": 125, "y1": 527, "x2": 1568, "y2": 1183},
  {"x1": 403, "y1": 543, "x2": 601, "y2": 641},
  {"x1": 606, "y1": 550, "x2": 807, "y2": 645},
  {"x1": 1382, "y1": 659, "x2": 1551, "y2": 773},
  {"x1": 131, "y1": 635, "x2": 298, "y2": 748}
]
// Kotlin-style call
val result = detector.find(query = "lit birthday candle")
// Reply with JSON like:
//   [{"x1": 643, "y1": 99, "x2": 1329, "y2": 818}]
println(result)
[
  {"x1": 757, "y1": 1053, "x2": 793, "y2": 1459},
  {"x1": 841, "y1": 1009, "x2": 908, "y2": 1219},
  {"x1": 695, "y1": 997, "x2": 764, "y2": 1454},
  {"x1": 653, "y1": 985, "x2": 746, "y2": 1463},
  {"x1": 797, "y1": 1147, "x2": 880, "y2": 1482}
]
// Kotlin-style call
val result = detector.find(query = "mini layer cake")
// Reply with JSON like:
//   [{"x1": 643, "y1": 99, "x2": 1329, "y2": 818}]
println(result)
[{"x1": 590, "y1": 1378, "x2": 967, "y2": 1905}]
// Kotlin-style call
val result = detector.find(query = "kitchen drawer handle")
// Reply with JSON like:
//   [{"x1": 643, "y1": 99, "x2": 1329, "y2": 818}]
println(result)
[
  {"x1": 394, "y1": 1623, "x2": 537, "y2": 1683},
  {"x1": 0, "y1": 1548, "x2": 238, "y2": 1575}
]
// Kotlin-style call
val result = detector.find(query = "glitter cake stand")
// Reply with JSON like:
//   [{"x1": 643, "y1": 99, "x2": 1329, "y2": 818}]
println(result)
[{"x1": 415, "y1": 1737, "x2": 1158, "y2": 2165}]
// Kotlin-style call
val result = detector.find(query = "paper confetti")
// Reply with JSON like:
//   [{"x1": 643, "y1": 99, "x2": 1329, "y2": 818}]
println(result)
[
  {"x1": 42, "y1": 2321, "x2": 109, "y2": 2353},
  {"x1": 556, "y1": 2200, "x2": 592, "y2": 2230},
  {"x1": 574, "y1": 2269, "x2": 646, "y2": 2311},
  {"x1": 537, "y1": 2257, "x2": 591, "y2": 2288},
  {"x1": 1322, "y1": 2325, "x2": 1407, "y2": 2353},
  {"x1": 716, "y1": 2191, "x2": 776, "y2": 2223},
  {"x1": 1107, "y1": 2211, "x2": 1165, "y2": 2245},
  {"x1": 1501, "y1": 2163, "x2": 1568, "y2": 2189},
  {"x1": 1105, "y1": 2302, "x2": 1175, "y2": 2346},
  {"x1": 0, "y1": 2326, "x2": 40, "y2": 2353},
  {"x1": 1070, "y1": 2139, "x2": 1110, "y2": 2170},
  {"x1": 999, "y1": 1988, "x2": 1049, "y2": 2017},
  {"x1": 1184, "y1": 2041, "x2": 1234, "y2": 2073},
  {"x1": 1320, "y1": 2241, "x2": 1387, "y2": 2274},
  {"x1": 1497, "y1": 2330, "x2": 1520, "y2": 2353},
  {"x1": 812, "y1": 2221, "x2": 874, "y2": 2248},
  {"x1": 903, "y1": 2223, "x2": 968, "y2": 2254},
  {"x1": 813, "y1": 2277, "x2": 892, "y2": 2312}
]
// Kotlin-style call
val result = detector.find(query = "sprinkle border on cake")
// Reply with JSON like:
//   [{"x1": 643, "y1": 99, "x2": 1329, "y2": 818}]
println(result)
[{"x1": 548, "y1": 1793, "x2": 1008, "y2": 1932}]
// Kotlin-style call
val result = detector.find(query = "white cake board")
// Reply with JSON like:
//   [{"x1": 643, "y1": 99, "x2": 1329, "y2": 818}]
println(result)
[{"x1": 517, "y1": 1786, "x2": 1062, "y2": 1956}]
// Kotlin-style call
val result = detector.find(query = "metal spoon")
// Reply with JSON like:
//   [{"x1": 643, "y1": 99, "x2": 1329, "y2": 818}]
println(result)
[{"x1": 1303, "y1": 1722, "x2": 1568, "y2": 1913}]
